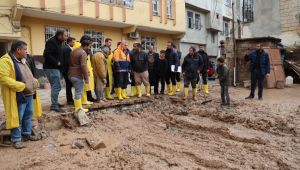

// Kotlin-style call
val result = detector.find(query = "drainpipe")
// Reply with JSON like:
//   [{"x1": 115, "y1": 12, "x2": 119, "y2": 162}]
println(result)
[{"x1": 232, "y1": 2, "x2": 237, "y2": 86}]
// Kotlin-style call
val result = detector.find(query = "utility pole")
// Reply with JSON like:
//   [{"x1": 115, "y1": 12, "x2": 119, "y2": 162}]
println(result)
[{"x1": 232, "y1": 2, "x2": 237, "y2": 86}]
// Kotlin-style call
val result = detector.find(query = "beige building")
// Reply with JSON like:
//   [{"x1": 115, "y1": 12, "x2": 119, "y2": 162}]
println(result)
[{"x1": 0, "y1": 0, "x2": 185, "y2": 57}]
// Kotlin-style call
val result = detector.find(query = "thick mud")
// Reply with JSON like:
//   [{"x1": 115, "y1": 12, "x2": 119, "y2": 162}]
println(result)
[{"x1": 0, "y1": 86, "x2": 299, "y2": 170}]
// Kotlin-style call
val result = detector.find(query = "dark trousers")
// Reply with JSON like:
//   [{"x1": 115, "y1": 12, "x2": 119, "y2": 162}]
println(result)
[
  {"x1": 116, "y1": 72, "x2": 129, "y2": 89},
  {"x1": 130, "y1": 72, "x2": 135, "y2": 86},
  {"x1": 250, "y1": 70, "x2": 265, "y2": 98},
  {"x1": 166, "y1": 69, "x2": 176, "y2": 85},
  {"x1": 154, "y1": 74, "x2": 166, "y2": 94},
  {"x1": 149, "y1": 68, "x2": 156, "y2": 86},
  {"x1": 175, "y1": 72, "x2": 181, "y2": 82},
  {"x1": 63, "y1": 74, "x2": 73, "y2": 103},
  {"x1": 184, "y1": 76, "x2": 197, "y2": 88},
  {"x1": 221, "y1": 85, "x2": 230, "y2": 104},
  {"x1": 201, "y1": 71, "x2": 208, "y2": 85}
]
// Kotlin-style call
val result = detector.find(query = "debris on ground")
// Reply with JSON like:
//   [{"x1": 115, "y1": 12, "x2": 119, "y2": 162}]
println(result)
[{"x1": 86, "y1": 133, "x2": 106, "y2": 150}]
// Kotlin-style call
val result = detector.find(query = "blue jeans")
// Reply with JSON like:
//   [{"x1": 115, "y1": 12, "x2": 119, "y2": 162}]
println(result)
[
  {"x1": 11, "y1": 95, "x2": 34, "y2": 142},
  {"x1": 45, "y1": 69, "x2": 62, "y2": 109},
  {"x1": 69, "y1": 77, "x2": 84, "y2": 99}
]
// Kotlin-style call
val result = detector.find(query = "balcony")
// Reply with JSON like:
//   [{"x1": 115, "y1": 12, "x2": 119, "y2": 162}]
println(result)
[{"x1": 206, "y1": 12, "x2": 222, "y2": 32}]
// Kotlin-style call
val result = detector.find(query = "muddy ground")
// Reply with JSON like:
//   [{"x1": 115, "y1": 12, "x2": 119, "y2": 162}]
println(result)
[{"x1": 0, "y1": 85, "x2": 299, "y2": 170}]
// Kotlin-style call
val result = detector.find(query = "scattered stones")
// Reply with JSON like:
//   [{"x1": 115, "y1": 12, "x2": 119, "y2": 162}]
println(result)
[
  {"x1": 71, "y1": 139, "x2": 84, "y2": 149},
  {"x1": 74, "y1": 109, "x2": 91, "y2": 126},
  {"x1": 86, "y1": 133, "x2": 106, "y2": 150}
]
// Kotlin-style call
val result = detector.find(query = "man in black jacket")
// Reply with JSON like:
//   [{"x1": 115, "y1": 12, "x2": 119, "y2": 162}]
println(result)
[
  {"x1": 182, "y1": 47, "x2": 203, "y2": 100},
  {"x1": 62, "y1": 37, "x2": 75, "y2": 105},
  {"x1": 43, "y1": 30, "x2": 67, "y2": 113},
  {"x1": 165, "y1": 42, "x2": 180, "y2": 96},
  {"x1": 198, "y1": 45, "x2": 209, "y2": 94},
  {"x1": 148, "y1": 45, "x2": 159, "y2": 94}
]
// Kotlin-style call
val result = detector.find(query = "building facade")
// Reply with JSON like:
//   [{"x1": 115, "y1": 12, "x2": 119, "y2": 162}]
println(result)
[
  {"x1": 179, "y1": 0, "x2": 234, "y2": 58},
  {"x1": 239, "y1": 0, "x2": 300, "y2": 46},
  {"x1": 0, "y1": 0, "x2": 185, "y2": 57}
]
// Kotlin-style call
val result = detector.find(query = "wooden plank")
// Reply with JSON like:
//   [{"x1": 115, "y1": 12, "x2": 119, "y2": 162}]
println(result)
[
  {"x1": 86, "y1": 133, "x2": 106, "y2": 150},
  {"x1": 89, "y1": 98, "x2": 152, "y2": 111}
]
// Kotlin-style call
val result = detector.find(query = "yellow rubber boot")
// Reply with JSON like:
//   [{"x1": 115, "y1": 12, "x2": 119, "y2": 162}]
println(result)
[
  {"x1": 166, "y1": 84, "x2": 171, "y2": 94},
  {"x1": 105, "y1": 87, "x2": 113, "y2": 100},
  {"x1": 146, "y1": 85, "x2": 151, "y2": 97},
  {"x1": 130, "y1": 86, "x2": 136, "y2": 97},
  {"x1": 183, "y1": 88, "x2": 189, "y2": 100},
  {"x1": 196, "y1": 84, "x2": 199, "y2": 93},
  {"x1": 204, "y1": 84, "x2": 209, "y2": 94},
  {"x1": 168, "y1": 85, "x2": 176, "y2": 96},
  {"x1": 192, "y1": 88, "x2": 197, "y2": 101},
  {"x1": 81, "y1": 91, "x2": 93, "y2": 105},
  {"x1": 117, "y1": 88, "x2": 123, "y2": 100},
  {"x1": 74, "y1": 98, "x2": 88, "y2": 112},
  {"x1": 177, "y1": 82, "x2": 181, "y2": 92},
  {"x1": 122, "y1": 89, "x2": 129, "y2": 99},
  {"x1": 137, "y1": 86, "x2": 142, "y2": 98}
]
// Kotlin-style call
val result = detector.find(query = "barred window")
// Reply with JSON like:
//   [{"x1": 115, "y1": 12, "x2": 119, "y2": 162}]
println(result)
[
  {"x1": 243, "y1": 0, "x2": 254, "y2": 23},
  {"x1": 44, "y1": 25, "x2": 69, "y2": 42},
  {"x1": 141, "y1": 36, "x2": 157, "y2": 51},
  {"x1": 187, "y1": 11, "x2": 194, "y2": 29},
  {"x1": 84, "y1": 30, "x2": 104, "y2": 54}
]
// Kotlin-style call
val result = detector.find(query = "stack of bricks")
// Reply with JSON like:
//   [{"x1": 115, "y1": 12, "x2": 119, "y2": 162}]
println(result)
[{"x1": 279, "y1": 0, "x2": 300, "y2": 32}]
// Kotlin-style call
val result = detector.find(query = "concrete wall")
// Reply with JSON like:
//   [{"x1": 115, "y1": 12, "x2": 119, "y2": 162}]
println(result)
[{"x1": 241, "y1": 0, "x2": 281, "y2": 39}]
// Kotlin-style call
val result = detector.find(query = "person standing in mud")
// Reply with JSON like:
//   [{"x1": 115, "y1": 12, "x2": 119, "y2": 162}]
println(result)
[
  {"x1": 245, "y1": 44, "x2": 270, "y2": 100},
  {"x1": 148, "y1": 45, "x2": 159, "y2": 94},
  {"x1": 165, "y1": 41, "x2": 180, "y2": 96},
  {"x1": 182, "y1": 46, "x2": 203, "y2": 100},
  {"x1": 197, "y1": 45, "x2": 210, "y2": 94},
  {"x1": 216, "y1": 57, "x2": 230, "y2": 106}
]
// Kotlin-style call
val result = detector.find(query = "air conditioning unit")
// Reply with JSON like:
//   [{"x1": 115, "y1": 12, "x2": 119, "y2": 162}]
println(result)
[{"x1": 128, "y1": 31, "x2": 139, "y2": 39}]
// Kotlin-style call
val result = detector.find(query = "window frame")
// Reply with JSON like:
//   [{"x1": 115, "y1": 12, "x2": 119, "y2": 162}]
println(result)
[
  {"x1": 167, "y1": 0, "x2": 173, "y2": 19},
  {"x1": 152, "y1": 0, "x2": 160, "y2": 16},
  {"x1": 140, "y1": 35, "x2": 157, "y2": 52},
  {"x1": 100, "y1": 0, "x2": 134, "y2": 9},
  {"x1": 195, "y1": 13, "x2": 202, "y2": 30},
  {"x1": 84, "y1": 29, "x2": 104, "y2": 54},
  {"x1": 187, "y1": 11, "x2": 194, "y2": 29},
  {"x1": 44, "y1": 25, "x2": 70, "y2": 43}
]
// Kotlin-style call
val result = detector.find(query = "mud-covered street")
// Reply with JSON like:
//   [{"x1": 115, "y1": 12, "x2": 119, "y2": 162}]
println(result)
[{"x1": 0, "y1": 85, "x2": 299, "y2": 170}]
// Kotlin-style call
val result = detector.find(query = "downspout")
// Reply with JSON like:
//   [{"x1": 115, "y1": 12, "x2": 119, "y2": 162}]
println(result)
[{"x1": 232, "y1": 2, "x2": 237, "y2": 86}]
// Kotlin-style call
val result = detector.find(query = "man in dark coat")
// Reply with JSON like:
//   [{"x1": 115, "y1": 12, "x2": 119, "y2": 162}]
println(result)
[
  {"x1": 165, "y1": 41, "x2": 180, "y2": 96},
  {"x1": 148, "y1": 45, "x2": 159, "y2": 94},
  {"x1": 245, "y1": 44, "x2": 270, "y2": 100},
  {"x1": 62, "y1": 37, "x2": 75, "y2": 105},
  {"x1": 43, "y1": 30, "x2": 67, "y2": 113},
  {"x1": 198, "y1": 45, "x2": 210, "y2": 94}
]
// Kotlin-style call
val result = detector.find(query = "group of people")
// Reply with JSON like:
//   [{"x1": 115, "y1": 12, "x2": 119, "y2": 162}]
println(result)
[{"x1": 0, "y1": 28, "x2": 269, "y2": 149}]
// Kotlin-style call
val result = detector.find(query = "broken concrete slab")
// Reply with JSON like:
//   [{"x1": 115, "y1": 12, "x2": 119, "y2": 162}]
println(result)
[
  {"x1": 86, "y1": 133, "x2": 106, "y2": 150},
  {"x1": 74, "y1": 109, "x2": 90, "y2": 126}
]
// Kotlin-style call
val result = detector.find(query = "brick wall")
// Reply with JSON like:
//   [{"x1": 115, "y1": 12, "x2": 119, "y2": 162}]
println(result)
[{"x1": 280, "y1": 0, "x2": 300, "y2": 32}]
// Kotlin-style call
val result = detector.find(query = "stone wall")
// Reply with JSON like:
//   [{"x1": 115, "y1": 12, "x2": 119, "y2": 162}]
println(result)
[
  {"x1": 279, "y1": 0, "x2": 300, "y2": 33},
  {"x1": 224, "y1": 37, "x2": 281, "y2": 85}
]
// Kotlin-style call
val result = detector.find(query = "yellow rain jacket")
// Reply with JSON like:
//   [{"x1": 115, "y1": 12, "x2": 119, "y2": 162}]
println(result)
[
  {"x1": 107, "y1": 53, "x2": 114, "y2": 93},
  {"x1": 0, "y1": 54, "x2": 26, "y2": 129},
  {"x1": 33, "y1": 90, "x2": 42, "y2": 119},
  {"x1": 84, "y1": 55, "x2": 95, "y2": 91}
]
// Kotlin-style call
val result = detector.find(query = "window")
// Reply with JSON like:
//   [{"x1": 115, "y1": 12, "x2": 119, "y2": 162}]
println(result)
[
  {"x1": 141, "y1": 36, "x2": 157, "y2": 51},
  {"x1": 44, "y1": 25, "x2": 70, "y2": 42},
  {"x1": 101, "y1": 0, "x2": 133, "y2": 8},
  {"x1": 167, "y1": 0, "x2": 172, "y2": 19},
  {"x1": 221, "y1": 22, "x2": 229, "y2": 36},
  {"x1": 195, "y1": 13, "x2": 201, "y2": 30},
  {"x1": 187, "y1": 11, "x2": 194, "y2": 29},
  {"x1": 84, "y1": 30, "x2": 104, "y2": 54},
  {"x1": 243, "y1": 0, "x2": 254, "y2": 23},
  {"x1": 152, "y1": 0, "x2": 159, "y2": 16},
  {"x1": 211, "y1": 33, "x2": 216, "y2": 44},
  {"x1": 225, "y1": 0, "x2": 231, "y2": 7}
]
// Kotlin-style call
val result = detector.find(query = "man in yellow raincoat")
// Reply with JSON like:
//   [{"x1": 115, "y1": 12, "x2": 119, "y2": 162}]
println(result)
[
  {"x1": 102, "y1": 38, "x2": 114, "y2": 100},
  {"x1": 0, "y1": 41, "x2": 39, "y2": 149}
]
